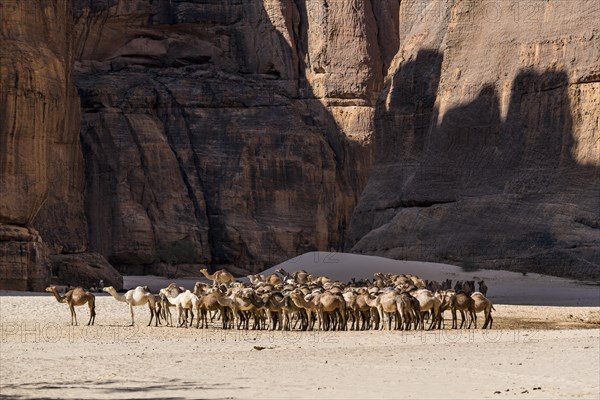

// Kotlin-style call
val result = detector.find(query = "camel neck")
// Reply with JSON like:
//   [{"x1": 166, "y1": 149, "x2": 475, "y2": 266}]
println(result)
[
  {"x1": 51, "y1": 289, "x2": 66, "y2": 303},
  {"x1": 109, "y1": 290, "x2": 127, "y2": 302}
]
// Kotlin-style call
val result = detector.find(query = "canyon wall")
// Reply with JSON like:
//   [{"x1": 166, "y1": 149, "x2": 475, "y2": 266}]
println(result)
[
  {"x1": 71, "y1": 0, "x2": 395, "y2": 274},
  {"x1": 0, "y1": 0, "x2": 82, "y2": 290},
  {"x1": 345, "y1": 0, "x2": 600, "y2": 279},
  {"x1": 0, "y1": 0, "x2": 119, "y2": 290},
  {"x1": 1, "y1": 0, "x2": 598, "y2": 286}
]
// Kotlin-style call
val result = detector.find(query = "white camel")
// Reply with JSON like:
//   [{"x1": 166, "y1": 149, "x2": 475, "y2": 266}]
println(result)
[
  {"x1": 103, "y1": 286, "x2": 158, "y2": 326},
  {"x1": 160, "y1": 289, "x2": 201, "y2": 328}
]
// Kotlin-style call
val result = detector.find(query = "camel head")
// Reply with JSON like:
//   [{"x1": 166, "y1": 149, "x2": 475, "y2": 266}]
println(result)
[
  {"x1": 45, "y1": 286, "x2": 56, "y2": 293},
  {"x1": 102, "y1": 286, "x2": 115, "y2": 293},
  {"x1": 199, "y1": 268, "x2": 208, "y2": 274}
]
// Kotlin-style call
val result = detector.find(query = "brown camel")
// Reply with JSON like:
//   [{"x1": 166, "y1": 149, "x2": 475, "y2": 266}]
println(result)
[
  {"x1": 265, "y1": 274, "x2": 282, "y2": 286},
  {"x1": 471, "y1": 292, "x2": 495, "y2": 329},
  {"x1": 413, "y1": 289, "x2": 441, "y2": 330},
  {"x1": 260, "y1": 292, "x2": 285, "y2": 330},
  {"x1": 435, "y1": 289, "x2": 456, "y2": 329},
  {"x1": 451, "y1": 291, "x2": 476, "y2": 329},
  {"x1": 200, "y1": 268, "x2": 234, "y2": 286},
  {"x1": 288, "y1": 290, "x2": 319, "y2": 331},
  {"x1": 198, "y1": 292, "x2": 228, "y2": 329},
  {"x1": 229, "y1": 288, "x2": 265, "y2": 330},
  {"x1": 376, "y1": 290, "x2": 402, "y2": 330},
  {"x1": 46, "y1": 286, "x2": 96, "y2": 326},
  {"x1": 313, "y1": 292, "x2": 346, "y2": 331},
  {"x1": 355, "y1": 290, "x2": 380, "y2": 330}
]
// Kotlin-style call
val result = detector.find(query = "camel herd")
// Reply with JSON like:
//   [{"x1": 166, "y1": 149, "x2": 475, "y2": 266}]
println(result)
[{"x1": 46, "y1": 267, "x2": 495, "y2": 331}]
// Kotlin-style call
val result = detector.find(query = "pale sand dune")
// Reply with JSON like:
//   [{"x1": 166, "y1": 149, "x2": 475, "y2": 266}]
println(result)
[
  {"x1": 266, "y1": 252, "x2": 600, "y2": 306},
  {"x1": 127, "y1": 252, "x2": 600, "y2": 306},
  {"x1": 0, "y1": 294, "x2": 599, "y2": 399}
]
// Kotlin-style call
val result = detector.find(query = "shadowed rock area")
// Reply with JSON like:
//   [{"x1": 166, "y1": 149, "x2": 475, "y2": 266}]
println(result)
[
  {"x1": 72, "y1": 0, "x2": 391, "y2": 274},
  {"x1": 345, "y1": 1, "x2": 600, "y2": 279}
]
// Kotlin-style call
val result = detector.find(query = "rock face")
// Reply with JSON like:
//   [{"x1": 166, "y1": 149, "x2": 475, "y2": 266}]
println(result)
[
  {"x1": 72, "y1": 0, "x2": 394, "y2": 273},
  {"x1": 1, "y1": 0, "x2": 598, "y2": 284},
  {"x1": 345, "y1": 0, "x2": 600, "y2": 279},
  {"x1": 49, "y1": 252, "x2": 123, "y2": 290},
  {"x1": 0, "y1": 226, "x2": 48, "y2": 291},
  {"x1": 0, "y1": 0, "x2": 81, "y2": 290},
  {"x1": 0, "y1": 0, "x2": 114, "y2": 290}
]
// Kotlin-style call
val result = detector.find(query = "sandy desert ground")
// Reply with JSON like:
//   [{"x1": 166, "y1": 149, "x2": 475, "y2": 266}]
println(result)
[
  {"x1": 1, "y1": 255, "x2": 599, "y2": 399},
  {"x1": 0, "y1": 294, "x2": 599, "y2": 399}
]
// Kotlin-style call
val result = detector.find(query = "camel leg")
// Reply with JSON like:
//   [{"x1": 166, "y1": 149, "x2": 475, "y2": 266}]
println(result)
[
  {"x1": 177, "y1": 306, "x2": 184, "y2": 328},
  {"x1": 147, "y1": 303, "x2": 154, "y2": 327},
  {"x1": 427, "y1": 311, "x2": 434, "y2": 330},
  {"x1": 87, "y1": 299, "x2": 96, "y2": 326},
  {"x1": 483, "y1": 309, "x2": 492, "y2": 329},
  {"x1": 412, "y1": 311, "x2": 418, "y2": 330},
  {"x1": 165, "y1": 306, "x2": 173, "y2": 326},
  {"x1": 428, "y1": 306, "x2": 439, "y2": 330},
  {"x1": 69, "y1": 303, "x2": 77, "y2": 326},
  {"x1": 459, "y1": 310, "x2": 467, "y2": 329},
  {"x1": 155, "y1": 305, "x2": 162, "y2": 326},
  {"x1": 129, "y1": 303, "x2": 135, "y2": 326}
]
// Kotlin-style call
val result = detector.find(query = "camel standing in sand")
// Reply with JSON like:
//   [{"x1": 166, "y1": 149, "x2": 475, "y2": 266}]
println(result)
[
  {"x1": 451, "y1": 291, "x2": 475, "y2": 329},
  {"x1": 46, "y1": 286, "x2": 96, "y2": 326},
  {"x1": 200, "y1": 268, "x2": 234, "y2": 286},
  {"x1": 471, "y1": 292, "x2": 495, "y2": 329},
  {"x1": 161, "y1": 289, "x2": 201, "y2": 328},
  {"x1": 289, "y1": 290, "x2": 319, "y2": 331},
  {"x1": 355, "y1": 290, "x2": 380, "y2": 330},
  {"x1": 228, "y1": 288, "x2": 265, "y2": 330},
  {"x1": 376, "y1": 290, "x2": 402, "y2": 330},
  {"x1": 103, "y1": 286, "x2": 158, "y2": 326},
  {"x1": 159, "y1": 284, "x2": 186, "y2": 326},
  {"x1": 413, "y1": 289, "x2": 441, "y2": 330},
  {"x1": 435, "y1": 289, "x2": 456, "y2": 329},
  {"x1": 196, "y1": 290, "x2": 234, "y2": 329},
  {"x1": 311, "y1": 292, "x2": 346, "y2": 331}
]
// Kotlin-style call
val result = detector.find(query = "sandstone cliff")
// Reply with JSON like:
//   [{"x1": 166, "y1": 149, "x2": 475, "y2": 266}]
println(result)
[
  {"x1": 345, "y1": 0, "x2": 600, "y2": 279},
  {"x1": 71, "y1": 0, "x2": 395, "y2": 274},
  {"x1": 0, "y1": 0, "x2": 118, "y2": 290},
  {"x1": 0, "y1": 0, "x2": 81, "y2": 290},
  {"x1": 1, "y1": 0, "x2": 598, "y2": 286}
]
